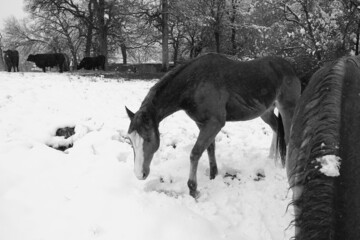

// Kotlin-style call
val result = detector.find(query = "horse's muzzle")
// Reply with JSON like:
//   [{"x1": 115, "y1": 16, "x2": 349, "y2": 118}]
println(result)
[{"x1": 135, "y1": 169, "x2": 149, "y2": 180}]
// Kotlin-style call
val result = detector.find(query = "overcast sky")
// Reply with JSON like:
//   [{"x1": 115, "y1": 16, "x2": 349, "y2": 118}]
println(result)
[{"x1": 0, "y1": 0, "x2": 26, "y2": 28}]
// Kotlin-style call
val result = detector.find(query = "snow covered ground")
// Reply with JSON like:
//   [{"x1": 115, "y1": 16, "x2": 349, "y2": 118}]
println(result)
[{"x1": 0, "y1": 72, "x2": 294, "y2": 240}]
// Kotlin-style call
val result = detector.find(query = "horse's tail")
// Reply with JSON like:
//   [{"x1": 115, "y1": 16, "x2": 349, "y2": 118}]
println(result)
[
  {"x1": 275, "y1": 113, "x2": 286, "y2": 166},
  {"x1": 336, "y1": 58, "x2": 360, "y2": 240}
]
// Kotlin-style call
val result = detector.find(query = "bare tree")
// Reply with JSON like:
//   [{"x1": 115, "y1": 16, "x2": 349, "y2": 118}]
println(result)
[
  {"x1": 0, "y1": 34, "x2": 5, "y2": 71},
  {"x1": 161, "y1": 0, "x2": 169, "y2": 71}
]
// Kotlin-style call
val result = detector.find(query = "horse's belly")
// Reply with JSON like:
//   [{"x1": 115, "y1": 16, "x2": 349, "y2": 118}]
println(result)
[
  {"x1": 225, "y1": 90, "x2": 274, "y2": 121},
  {"x1": 225, "y1": 101, "x2": 266, "y2": 121}
]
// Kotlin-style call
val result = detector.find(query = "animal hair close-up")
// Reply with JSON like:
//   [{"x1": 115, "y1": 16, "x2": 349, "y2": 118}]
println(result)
[{"x1": 286, "y1": 55, "x2": 360, "y2": 240}]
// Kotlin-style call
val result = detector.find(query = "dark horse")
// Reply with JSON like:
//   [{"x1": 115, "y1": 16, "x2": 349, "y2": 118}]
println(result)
[
  {"x1": 126, "y1": 53, "x2": 301, "y2": 197},
  {"x1": 286, "y1": 55, "x2": 360, "y2": 239}
]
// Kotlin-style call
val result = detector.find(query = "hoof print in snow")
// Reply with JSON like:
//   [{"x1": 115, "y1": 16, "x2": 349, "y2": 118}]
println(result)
[
  {"x1": 254, "y1": 169, "x2": 265, "y2": 181},
  {"x1": 223, "y1": 172, "x2": 241, "y2": 181},
  {"x1": 144, "y1": 178, "x2": 179, "y2": 198},
  {"x1": 159, "y1": 176, "x2": 173, "y2": 184},
  {"x1": 51, "y1": 126, "x2": 75, "y2": 151},
  {"x1": 56, "y1": 144, "x2": 73, "y2": 152},
  {"x1": 261, "y1": 127, "x2": 269, "y2": 136},
  {"x1": 167, "y1": 143, "x2": 176, "y2": 149},
  {"x1": 56, "y1": 126, "x2": 75, "y2": 139}
]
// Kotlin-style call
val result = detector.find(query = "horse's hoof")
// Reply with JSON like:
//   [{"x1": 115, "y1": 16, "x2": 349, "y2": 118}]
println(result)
[
  {"x1": 190, "y1": 190, "x2": 200, "y2": 199},
  {"x1": 210, "y1": 167, "x2": 218, "y2": 180}
]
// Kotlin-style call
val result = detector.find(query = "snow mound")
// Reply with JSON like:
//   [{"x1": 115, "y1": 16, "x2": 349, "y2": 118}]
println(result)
[
  {"x1": 0, "y1": 72, "x2": 294, "y2": 240},
  {"x1": 317, "y1": 155, "x2": 341, "y2": 177}
]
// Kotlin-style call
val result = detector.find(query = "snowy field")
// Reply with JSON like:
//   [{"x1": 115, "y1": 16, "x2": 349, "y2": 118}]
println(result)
[{"x1": 0, "y1": 72, "x2": 294, "y2": 240}]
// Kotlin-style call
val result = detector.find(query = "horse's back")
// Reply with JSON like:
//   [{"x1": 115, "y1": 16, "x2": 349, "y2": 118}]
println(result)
[
  {"x1": 287, "y1": 55, "x2": 360, "y2": 240},
  {"x1": 176, "y1": 54, "x2": 299, "y2": 121},
  {"x1": 176, "y1": 53, "x2": 295, "y2": 82}
]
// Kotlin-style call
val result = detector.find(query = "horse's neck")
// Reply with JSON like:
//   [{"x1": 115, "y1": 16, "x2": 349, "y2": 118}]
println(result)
[
  {"x1": 138, "y1": 103, "x2": 175, "y2": 129},
  {"x1": 142, "y1": 88, "x2": 182, "y2": 123}
]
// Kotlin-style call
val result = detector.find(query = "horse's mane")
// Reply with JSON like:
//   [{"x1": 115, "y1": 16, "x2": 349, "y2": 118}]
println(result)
[
  {"x1": 336, "y1": 55, "x2": 360, "y2": 239},
  {"x1": 152, "y1": 58, "x2": 198, "y2": 95},
  {"x1": 139, "y1": 56, "x2": 201, "y2": 111},
  {"x1": 289, "y1": 56, "x2": 348, "y2": 240}
]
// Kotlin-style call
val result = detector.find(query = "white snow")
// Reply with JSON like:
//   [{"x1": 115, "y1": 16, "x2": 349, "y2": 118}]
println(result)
[
  {"x1": 0, "y1": 72, "x2": 294, "y2": 240},
  {"x1": 317, "y1": 155, "x2": 341, "y2": 177}
]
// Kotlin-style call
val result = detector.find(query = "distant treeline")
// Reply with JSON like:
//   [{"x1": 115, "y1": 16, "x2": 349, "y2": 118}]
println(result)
[{"x1": 1, "y1": 0, "x2": 360, "y2": 83}]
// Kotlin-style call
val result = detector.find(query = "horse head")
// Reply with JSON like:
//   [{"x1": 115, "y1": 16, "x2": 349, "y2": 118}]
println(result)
[{"x1": 126, "y1": 106, "x2": 160, "y2": 180}]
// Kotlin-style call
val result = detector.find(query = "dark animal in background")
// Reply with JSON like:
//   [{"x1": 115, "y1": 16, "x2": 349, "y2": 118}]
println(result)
[
  {"x1": 27, "y1": 53, "x2": 66, "y2": 73},
  {"x1": 77, "y1": 55, "x2": 105, "y2": 70},
  {"x1": 125, "y1": 53, "x2": 301, "y2": 198},
  {"x1": 286, "y1": 55, "x2": 360, "y2": 240},
  {"x1": 3, "y1": 50, "x2": 19, "y2": 72}
]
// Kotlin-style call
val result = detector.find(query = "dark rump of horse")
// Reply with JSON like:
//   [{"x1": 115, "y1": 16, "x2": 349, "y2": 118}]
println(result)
[{"x1": 286, "y1": 55, "x2": 360, "y2": 240}]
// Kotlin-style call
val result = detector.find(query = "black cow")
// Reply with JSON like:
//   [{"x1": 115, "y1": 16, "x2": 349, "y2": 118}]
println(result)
[
  {"x1": 77, "y1": 55, "x2": 105, "y2": 70},
  {"x1": 27, "y1": 53, "x2": 66, "y2": 73},
  {"x1": 3, "y1": 50, "x2": 19, "y2": 72}
]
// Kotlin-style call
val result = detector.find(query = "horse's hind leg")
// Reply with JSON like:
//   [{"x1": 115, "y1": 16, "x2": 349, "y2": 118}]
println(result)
[
  {"x1": 260, "y1": 107, "x2": 278, "y2": 158},
  {"x1": 188, "y1": 118, "x2": 224, "y2": 198},
  {"x1": 196, "y1": 123, "x2": 218, "y2": 179},
  {"x1": 207, "y1": 140, "x2": 218, "y2": 179}
]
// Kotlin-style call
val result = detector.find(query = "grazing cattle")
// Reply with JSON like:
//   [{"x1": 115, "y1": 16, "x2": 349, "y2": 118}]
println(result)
[
  {"x1": 3, "y1": 50, "x2": 19, "y2": 72},
  {"x1": 77, "y1": 55, "x2": 105, "y2": 70},
  {"x1": 27, "y1": 53, "x2": 66, "y2": 73}
]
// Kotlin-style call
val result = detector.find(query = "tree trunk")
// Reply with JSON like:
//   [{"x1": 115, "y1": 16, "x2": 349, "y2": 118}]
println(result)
[
  {"x1": 303, "y1": 6, "x2": 321, "y2": 61},
  {"x1": 356, "y1": 20, "x2": 360, "y2": 55},
  {"x1": 212, "y1": 0, "x2": 225, "y2": 54},
  {"x1": 85, "y1": 25, "x2": 93, "y2": 57},
  {"x1": 161, "y1": 0, "x2": 169, "y2": 72},
  {"x1": 214, "y1": 30, "x2": 221, "y2": 53},
  {"x1": 230, "y1": 0, "x2": 237, "y2": 55},
  {"x1": 0, "y1": 47, "x2": 5, "y2": 71},
  {"x1": 65, "y1": 34, "x2": 78, "y2": 69},
  {"x1": 70, "y1": 51, "x2": 77, "y2": 70},
  {"x1": 189, "y1": 35, "x2": 195, "y2": 58},
  {"x1": 231, "y1": 28, "x2": 236, "y2": 55},
  {"x1": 172, "y1": 41, "x2": 179, "y2": 65},
  {"x1": 120, "y1": 43, "x2": 127, "y2": 64},
  {"x1": 85, "y1": 1, "x2": 94, "y2": 57},
  {"x1": 93, "y1": 0, "x2": 108, "y2": 66}
]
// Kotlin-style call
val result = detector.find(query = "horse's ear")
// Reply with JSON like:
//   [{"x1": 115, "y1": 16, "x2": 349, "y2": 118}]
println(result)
[{"x1": 125, "y1": 106, "x2": 135, "y2": 120}]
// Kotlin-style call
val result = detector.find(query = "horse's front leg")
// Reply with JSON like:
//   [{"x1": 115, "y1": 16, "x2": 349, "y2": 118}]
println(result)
[
  {"x1": 207, "y1": 140, "x2": 218, "y2": 179},
  {"x1": 188, "y1": 119, "x2": 224, "y2": 198}
]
